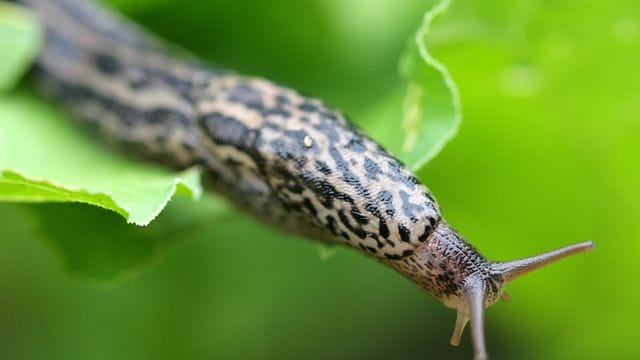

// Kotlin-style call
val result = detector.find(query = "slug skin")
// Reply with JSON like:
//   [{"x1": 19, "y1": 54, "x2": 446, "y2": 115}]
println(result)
[{"x1": 15, "y1": 0, "x2": 594, "y2": 359}]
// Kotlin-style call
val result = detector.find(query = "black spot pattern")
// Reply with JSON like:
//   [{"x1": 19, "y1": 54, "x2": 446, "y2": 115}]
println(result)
[
  {"x1": 93, "y1": 53, "x2": 121, "y2": 74},
  {"x1": 26, "y1": 0, "x2": 443, "y2": 263},
  {"x1": 200, "y1": 112, "x2": 249, "y2": 148}
]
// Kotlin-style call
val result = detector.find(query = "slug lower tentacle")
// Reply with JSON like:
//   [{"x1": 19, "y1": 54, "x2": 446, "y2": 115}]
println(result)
[{"x1": 12, "y1": 0, "x2": 594, "y2": 358}]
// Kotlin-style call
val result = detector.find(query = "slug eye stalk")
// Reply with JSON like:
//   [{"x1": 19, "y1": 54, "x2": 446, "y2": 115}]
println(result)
[{"x1": 453, "y1": 240, "x2": 595, "y2": 360}]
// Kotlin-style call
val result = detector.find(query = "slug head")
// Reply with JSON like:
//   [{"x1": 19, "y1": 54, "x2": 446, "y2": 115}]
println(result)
[{"x1": 385, "y1": 222, "x2": 594, "y2": 360}]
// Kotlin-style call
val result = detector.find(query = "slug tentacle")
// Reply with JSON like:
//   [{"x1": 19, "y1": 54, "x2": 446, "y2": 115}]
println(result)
[
  {"x1": 491, "y1": 240, "x2": 595, "y2": 283},
  {"x1": 450, "y1": 309, "x2": 469, "y2": 346},
  {"x1": 387, "y1": 222, "x2": 593, "y2": 358},
  {"x1": 465, "y1": 276, "x2": 488, "y2": 360}
]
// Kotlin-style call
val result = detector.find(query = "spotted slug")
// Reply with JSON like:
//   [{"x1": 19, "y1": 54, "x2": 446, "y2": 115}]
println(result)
[{"x1": 13, "y1": 0, "x2": 594, "y2": 358}]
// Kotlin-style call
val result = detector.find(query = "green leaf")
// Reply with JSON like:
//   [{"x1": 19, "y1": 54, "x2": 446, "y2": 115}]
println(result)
[
  {"x1": 0, "y1": 1, "x2": 219, "y2": 283},
  {"x1": 22, "y1": 196, "x2": 230, "y2": 283},
  {"x1": 0, "y1": 2, "x2": 42, "y2": 91},
  {"x1": 362, "y1": 0, "x2": 462, "y2": 172},
  {"x1": 0, "y1": 90, "x2": 214, "y2": 281},
  {"x1": 0, "y1": 92, "x2": 202, "y2": 225}
]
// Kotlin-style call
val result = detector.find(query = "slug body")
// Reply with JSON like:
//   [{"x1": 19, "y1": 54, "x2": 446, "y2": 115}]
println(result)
[{"x1": 14, "y1": 0, "x2": 594, "y2": 358}]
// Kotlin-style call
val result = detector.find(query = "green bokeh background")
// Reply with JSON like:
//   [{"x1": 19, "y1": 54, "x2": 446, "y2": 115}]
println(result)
[{"x1": 1, "y1": 0, "x2": 639, "y2": 359}]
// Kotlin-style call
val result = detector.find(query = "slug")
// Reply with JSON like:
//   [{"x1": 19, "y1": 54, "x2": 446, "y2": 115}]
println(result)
[{"x1": 12, "y1": 0, "x2": 594, "y2": 358}]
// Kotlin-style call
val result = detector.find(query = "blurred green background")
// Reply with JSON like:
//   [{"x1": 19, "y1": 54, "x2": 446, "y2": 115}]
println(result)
[{"x1": 1, "y1": 0, "x2": 639, "y2": 359}]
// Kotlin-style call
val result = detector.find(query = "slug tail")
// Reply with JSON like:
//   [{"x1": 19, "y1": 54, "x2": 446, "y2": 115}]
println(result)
[{"x1": 492, "y1": 240, "x2": 595, "y2": 283}]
